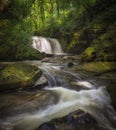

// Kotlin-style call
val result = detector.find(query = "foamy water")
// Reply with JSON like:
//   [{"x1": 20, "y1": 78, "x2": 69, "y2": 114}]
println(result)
[
  {"x1": 1, "y1": 86, "x2": 115, "y2": 130},
  {"x1": 32, "y1": 36, "x2": 63, "y2": 55},
  {"x1": 0, "y1": 63, "x2": 115, "y2": 130}
]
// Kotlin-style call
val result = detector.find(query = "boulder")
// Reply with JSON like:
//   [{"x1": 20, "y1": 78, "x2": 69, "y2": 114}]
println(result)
[
  {"x1": 0, "y1": 89, "x2": 58, "y2": 130},
  {"x1": 70, "y1": 62, "x2": 116, "y2": 74},
  {"x1": 38, "y1": 110, "x2": 105, "y2": 130},
  {"x1": 0, "y1": 63, "x2": 42, "y2": 91},
  {"x1": 34, "y1": 74, "x2": 48, "y2": 88},
  {"x1": 0, "y1": 90, "x2": 57, "y2": 119}
]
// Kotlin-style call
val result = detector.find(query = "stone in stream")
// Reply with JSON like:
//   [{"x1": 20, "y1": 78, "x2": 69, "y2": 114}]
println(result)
[
  {"x1": 38, "y1": 110, "x2": 106, "y2": 130},
  {"x1": 0, "y1": 90, "x2": 58, "y2": 119},
  {"x1": 0, "y1": 63, "x2": 44, "y2": 91},
  {"x1": 0, "y1": 89, "x2": 59, "y2": 130}
]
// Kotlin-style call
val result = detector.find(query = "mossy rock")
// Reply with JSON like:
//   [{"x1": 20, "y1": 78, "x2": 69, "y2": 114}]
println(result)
[
  {"x1": 70, "y1": 62, "x2": 116, "y2": 81},
  {"x1": 107, "y1": 83, "x2": 116, "y2": 110},
  {"x1": 79, "y1": 62, "x2": 116, "y2": 74},
  {"x1": 0, "y1": 63, "x2": 42, "y2": 91}
]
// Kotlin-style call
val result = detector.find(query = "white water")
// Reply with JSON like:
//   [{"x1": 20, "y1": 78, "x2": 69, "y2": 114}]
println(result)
[
  {"x1": 2, "y1": 87, "x2": 115, "y2": 130},
  {"x1": 0, "y1": 64, "x2": 116, "y2": 130},
  {"x1": 48, "y1": 38, "x2": 63, "y2": 54},
  {"x1": 32, "y1": 36, "x2": 52, "y2": 54},
  {"x1": 32, "y1": 36, "x2": 63, "y2": 55}
]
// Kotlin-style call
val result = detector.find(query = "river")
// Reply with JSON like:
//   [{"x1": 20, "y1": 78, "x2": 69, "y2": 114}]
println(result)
[
  {"x1": 0, "y1": 56, "x2": 116, "y2": 130},
  {"x1": 0, "y1": 37, "x2": 116, "y2": 130}
]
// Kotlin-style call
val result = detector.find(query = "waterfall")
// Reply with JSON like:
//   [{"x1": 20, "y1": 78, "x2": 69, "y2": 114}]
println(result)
[
  {"x1": 32, "y1": 36, "x2": 63, "y2": 55},
  {"x1": 32, "y1": 36, "x2": 52, "y2": 54},
  {"x1": 48, "y1": 38, "x2": 63, "y2": 54}
]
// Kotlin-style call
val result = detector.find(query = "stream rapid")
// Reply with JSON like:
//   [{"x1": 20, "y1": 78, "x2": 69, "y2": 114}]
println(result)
[{"x1": 0, "y1": 60, "x2": 115, "y2": 130}]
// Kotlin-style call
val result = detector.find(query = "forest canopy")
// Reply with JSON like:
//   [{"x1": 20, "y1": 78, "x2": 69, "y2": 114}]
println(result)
[{"x1": 0, "y1": 0, "x2": 115, "y2": 61}]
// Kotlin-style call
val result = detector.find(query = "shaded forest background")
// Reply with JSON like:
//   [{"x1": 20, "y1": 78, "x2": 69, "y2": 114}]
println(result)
[{"x1": 0, "y1": 0, "x2": 116, "y2": 61}]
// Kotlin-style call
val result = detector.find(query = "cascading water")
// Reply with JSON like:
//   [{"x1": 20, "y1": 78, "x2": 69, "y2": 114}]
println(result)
[
  {"x1": 0, "y1": 60, "x2": 116, "y2": 130},
  {"x1": 32, "y1": 36, "x2": 52, "y2": 54},
  {"x1": 48, "y1": 38, "x2": 63, "y2": 54},
  {"x1": 38, "y1": 64, "x2": 116, "y2": 130},
  {"x1": 32, "y1": 36, "x2": 63, "y2": 55}
]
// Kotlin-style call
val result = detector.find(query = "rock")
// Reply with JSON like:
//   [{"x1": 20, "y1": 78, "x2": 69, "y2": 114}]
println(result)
[
  {"x1": 0, "y1": 89, "x2": 58, "y2": 130},
  {"x1": 0, "y1": 90, "x2": 58, "y2": 119},
  {"x1": 67, "y1": 62, "x2": 74, "y2": 67},
  {"x1": 38, "y1": 110, "x2": 104, "y2": 130},
  {"x1": 0, "y1": 63, "x2": 42, "y2": 91},
  {"x1": 99, "y1": 71, "x2": 116, "y2": 82},
  {"x1": 70, "y1": 62, "x2": 116, "y2": 74},
  {"x1": 41, "y1": 57, "x2": 51, "y2": 62},
  {"x1": 62, "y1": 55, "x2": 80, "y2": 61},
  {"x1": 107, "y1": 83, "x2": 116, "y2": 110},
  {"x1": 34, "y1": 74, "x2": 48, "y2": 88}
]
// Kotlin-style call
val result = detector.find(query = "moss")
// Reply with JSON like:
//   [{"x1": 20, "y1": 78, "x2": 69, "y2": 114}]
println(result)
[
  {"x1": 79, "y1": 62, "x2": 116, "y2": 73},
  {"x1": 84, "y1": 47, "x2": 95, "y2": 57},
  {"x1": 0, "y1": 64, "x2": 42, "y2": 91},
  {"x1": 81, "y1": 47, "x2": 95, "y2": 61},
  {"x1": 67, "y1": 31, "x2": 81, "y2": 52}
]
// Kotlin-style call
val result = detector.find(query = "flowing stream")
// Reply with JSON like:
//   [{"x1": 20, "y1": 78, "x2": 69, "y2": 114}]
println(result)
[
  {"x1": 37, "y1": 63, "x2": 116, "y2": 130},
  {"x1": 0, "y1": 38, "x2": 116, "y2": 130},
  {"x1": 0, "y1": 60, "x2": 115, "y2": 130}
]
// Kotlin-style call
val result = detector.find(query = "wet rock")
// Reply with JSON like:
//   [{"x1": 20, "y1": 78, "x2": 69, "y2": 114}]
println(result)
[
  {"x1": 62, "y1": 55, "x2": 80, "y2": 61},
  {"x1": 67, "y1": 62, "x2": 74, "y2": 68},
  {"x1": 41, "y1": 57, "x2": 51, "y2": 62},
  {"x1": 34, "y1": 74, "x2": 48, "y2": 88},
  {"x1": 0, "y1": 63, "x2": 42, "y2": 91},
  {"x1": 0, "y1": 90, "x2": 58, "y2": 119},
  {"x1": 38, "y1": 110, "x2": 105, "y2": 130},
  {"x1": 107, "y1": 83, "x2": 116, "y2": 110}
]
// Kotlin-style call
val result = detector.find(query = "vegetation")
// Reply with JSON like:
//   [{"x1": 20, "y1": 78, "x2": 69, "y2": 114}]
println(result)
[
  {"x1": 0, "y1": 0, "x2": 115, "y2": 61},
  {"x1": 0, "y1": 63, "x2": 41, "y2": 90},
  {"x1": 0, "y1": 1, "x2": 116, "y2": 127},
  {"x1": 77, "y1": 62, "x2": 116, "y2": 73}
]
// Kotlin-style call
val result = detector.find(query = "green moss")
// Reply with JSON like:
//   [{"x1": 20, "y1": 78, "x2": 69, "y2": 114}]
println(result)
[
  {"x1": 79, "y1": 62, "x2": 116, "y2": 73},
  {"x1": 0, "y1": 64, "x2": 41, "y2": 90},
  {"x1": 81, "y1": 47, "x2": 95, "y2": 61},
  {"x1": 1, "y1": 64, "x2": 38, "y2": 82},
  {"x1": 67, "y1": 31, "x2": 81, "y2": 51},
  {"x1": 84, "y1": 47, "x2": 95, "y2": 57},
  {"x1": 93, "y1": 23, "x2": 104, "y2": 33}
]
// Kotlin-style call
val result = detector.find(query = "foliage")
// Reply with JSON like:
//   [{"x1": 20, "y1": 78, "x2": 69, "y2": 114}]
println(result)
[
  {"x1": 0, "y1": 64, "x2": 38, "y2": 82},
  {"x1": 0, "y1": 0, "x2": 115, "y2": 61},
  {"x1": 82, "y1": 47, "x2": 95, "y2": 59},
  {"x1": 66, "y1": 0, "x2": 116, "y2": 61}
]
